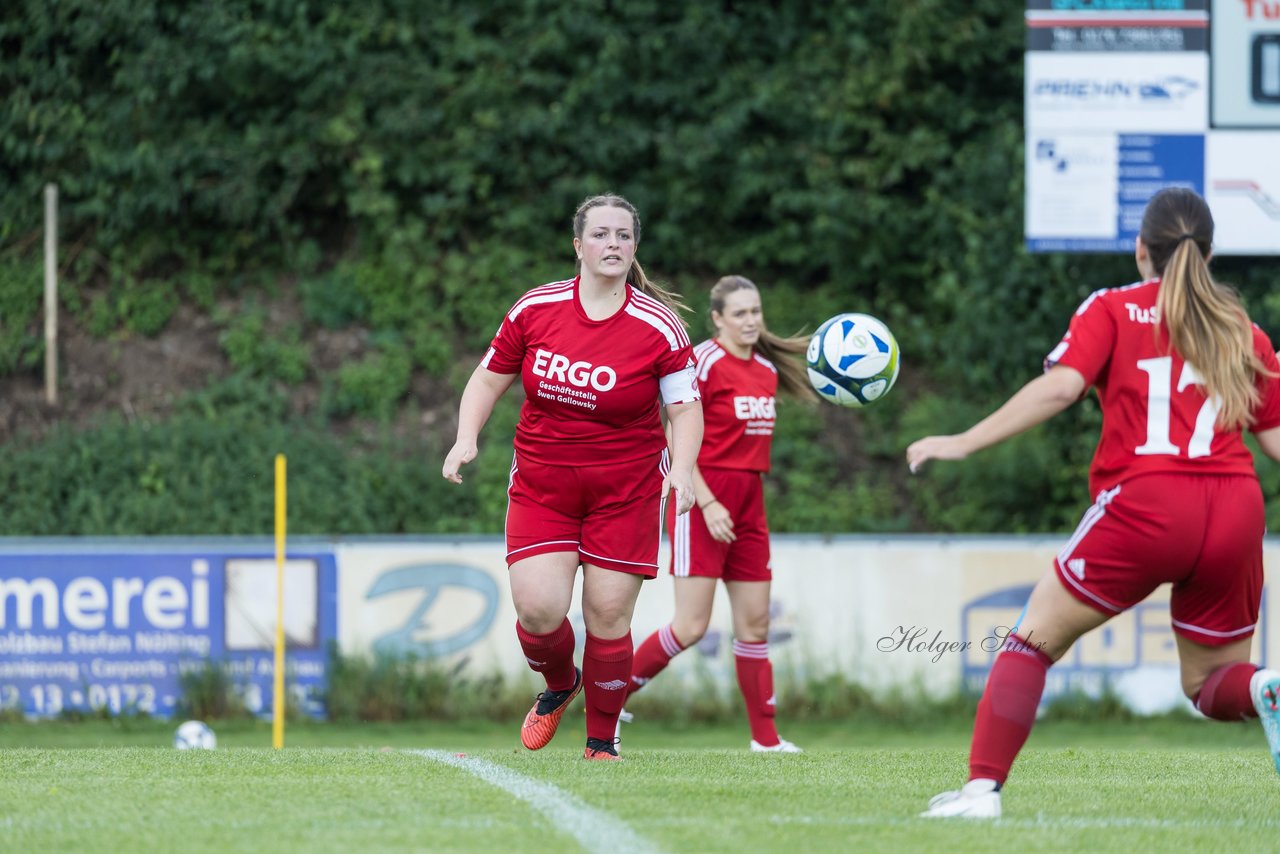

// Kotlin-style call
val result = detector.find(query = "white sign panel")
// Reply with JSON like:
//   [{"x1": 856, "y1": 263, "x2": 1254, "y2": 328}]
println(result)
[
  {"x1": 224, "y1": 558, "x2": 319, "y2": 650},
  {"x1": 335, "y1": 536, "x2": 1280, "y2": 713},
  {"x1": 1206, "y1": 131, "x2": 1280, "y2": 253},
  {"x1": 1026, "y1": 133, "x2": 1205, "y2": 252},
  {"x1": 1027, "y1": 51, "x2": 1209, "y2": 132},
  {"x1": 1211, "y1": 0, "x2": 1280, "y2": 127},
  {"x1": 333, "y1": 539, "x2": 957, "y2": 691},
  {"x1": 1027, "y1": 134, "x2": 1120, "y2": 240}
]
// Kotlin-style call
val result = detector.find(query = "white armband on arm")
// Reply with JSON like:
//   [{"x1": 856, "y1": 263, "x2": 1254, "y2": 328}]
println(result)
[{"x1": 659, "y1": 365, "x2": 700, "y2": 405}]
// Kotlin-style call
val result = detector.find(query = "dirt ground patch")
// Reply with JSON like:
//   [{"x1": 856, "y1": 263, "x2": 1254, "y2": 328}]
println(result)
[
  {"x1": 0, "y1": 303, "x2": 225, "y2": 441},
  {"x1": 0, "y1": 284, "x2": 473, "y2": 453}
]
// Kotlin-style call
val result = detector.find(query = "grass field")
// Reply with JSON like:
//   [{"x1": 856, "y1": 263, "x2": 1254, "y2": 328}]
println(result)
[{"x1": 2, "y1": 716, "x2": 1277, "y2": 852}]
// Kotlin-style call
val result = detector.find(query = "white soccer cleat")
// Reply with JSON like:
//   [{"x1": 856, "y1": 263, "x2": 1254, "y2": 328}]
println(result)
[
  {"x1": 920, "y1": 778, "x2": 1001, "y2": 819},
  {"x1": 750, "y1": 738, "x2": 803, "y2": 754},
  {"x1": 1251, "y1": 668, "x2": 1280, "y2": 776}
]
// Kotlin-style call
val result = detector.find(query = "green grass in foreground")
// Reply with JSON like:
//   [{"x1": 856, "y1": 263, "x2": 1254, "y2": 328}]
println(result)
[{"x1": 1, "y1": 718, "x2": 1276, "y2": 853}]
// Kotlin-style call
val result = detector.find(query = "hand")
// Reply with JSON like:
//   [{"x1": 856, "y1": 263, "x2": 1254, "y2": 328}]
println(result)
[
  {"x1": 905, "y1": 435, "x2": 970, "y2": 474},
  {"x1": 442, "y1": 440, "x2": 478, "y2": 484},
  {"x1": 666, "y1": 471, "x2": 696, "y2": 515},
  {"x1": 701, "y1": 499, "x2": 736, "y2": 543}
]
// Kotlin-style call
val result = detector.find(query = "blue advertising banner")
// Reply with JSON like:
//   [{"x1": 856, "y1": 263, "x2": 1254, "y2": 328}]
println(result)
[
  {"x1": 0, "y1": 546, "x2": 337, "y2": 719},
  {"x1": 1026, "y1": 133, "x2": 1205, "y2": 252},
  {"x1": 1116, "y1": 133, "x2": 1205, "y2": 239}
]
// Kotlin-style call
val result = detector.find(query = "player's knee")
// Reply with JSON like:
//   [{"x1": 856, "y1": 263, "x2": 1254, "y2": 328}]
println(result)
[
  {"x1": 581, "y1": 605, "x2": 631, "y2": 637},
  {"x1": 735, "y1": 613, "x2": 769, "y2": 643},
  {"x1": 671, "y1": 620, "x2": 708, "y2": 647},
  {"x1": 514, "y1": 600, "x2": 568, "y2": 634}
]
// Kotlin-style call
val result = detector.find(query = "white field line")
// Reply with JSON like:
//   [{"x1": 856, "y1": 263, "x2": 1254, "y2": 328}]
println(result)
[
  {"x1": 768, "y1": 814, "x2": 1280, "y2": 830},
  {"x1": 410, "y1": 749, "x2": 664, "y2": 854}
]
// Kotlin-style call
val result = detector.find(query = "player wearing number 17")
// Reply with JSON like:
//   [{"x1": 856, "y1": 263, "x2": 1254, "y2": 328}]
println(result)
[{"x1": 907, "y1": 187, "x2": 1280, "y2": 818}]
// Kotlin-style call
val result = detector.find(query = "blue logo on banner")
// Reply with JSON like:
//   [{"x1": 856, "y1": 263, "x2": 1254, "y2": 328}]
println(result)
[
  {"x1": 1139, "y1": 77, "x2": 1198, "y2": 100},
  {"x1": 366, "y1": 563, "x2": 499, "y2": 658},
  {"x1": 1033, "y1": 76, "x2": 1200, "y2": 102}
]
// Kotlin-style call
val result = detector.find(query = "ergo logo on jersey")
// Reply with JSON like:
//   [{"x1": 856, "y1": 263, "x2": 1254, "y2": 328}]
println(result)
[
  {"x1": 733, "y1": 396, "x2": 775, "y2": 420},
  {"x1": 532, "y1": 348, "x2": 617, "y2": 391}
]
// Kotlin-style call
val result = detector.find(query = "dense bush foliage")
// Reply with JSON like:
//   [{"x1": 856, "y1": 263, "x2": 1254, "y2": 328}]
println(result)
[
  {"x1": 0, "y1": 257, "x2": 44, "y2": 373},
  {"x1": 2, "y1": 0, "x2": 1279, "y2": 534},
  {"x1": 0, "y1": 376, "x2": 516, "y2": 534}
]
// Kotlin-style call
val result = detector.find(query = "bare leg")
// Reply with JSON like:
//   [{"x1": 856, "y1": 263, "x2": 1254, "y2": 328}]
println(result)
[
  {"x1": 1175, "y1": 634, "x2": 1253, "y2": 700},
  {"x1": 670, "y1": 576, "x2": 718, "y2": 647},
  {"x1": 508, "y1": 551, "x2": 579, "y2": 633}
]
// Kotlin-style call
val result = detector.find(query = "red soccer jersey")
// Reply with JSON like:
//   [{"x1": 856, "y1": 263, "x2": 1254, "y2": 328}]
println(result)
[
  {"x1": 694, "y1": 339, "x2": 778, "y2": 472},
  {"x1": 482, "y1": 278, "x2": 698, "y2": 466},
  {"x1": 1045, "y1": 278, "x2": 1280, "y2": 497}
]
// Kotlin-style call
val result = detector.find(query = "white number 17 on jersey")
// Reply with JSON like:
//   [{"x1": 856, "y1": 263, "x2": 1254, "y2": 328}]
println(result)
[{"x1": 1135, "y1": 356, "x2": 1221, "y2": 458}]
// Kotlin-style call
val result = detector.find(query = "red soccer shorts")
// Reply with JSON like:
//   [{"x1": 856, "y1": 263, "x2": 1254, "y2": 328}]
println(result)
[
  {"x1": 667, "y1": 467, "x2": 771, "y2": 582},
  {"x1": 505, "y1": 451, "x2": 668, "y2": 577},
  {"x1": 1054, "y1": 472, "x2": 1264, "y2": 646}
]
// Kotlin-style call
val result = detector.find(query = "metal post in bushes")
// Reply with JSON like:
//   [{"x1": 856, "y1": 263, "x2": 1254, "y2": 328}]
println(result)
[{"x1": 43, "y1": 183, "x2": 58, "y2": 406}]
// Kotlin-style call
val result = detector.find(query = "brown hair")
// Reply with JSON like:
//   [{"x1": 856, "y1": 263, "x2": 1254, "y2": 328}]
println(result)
[
  {"x1": 1142, "y1": 187, "x2": 1270, "y2": 430},
  {"x1": 573, "y1": 194, "x2": 689, "y2": 324},
  {"x1": 709, "y1": 275, "x2": 815, "y2": 400}
]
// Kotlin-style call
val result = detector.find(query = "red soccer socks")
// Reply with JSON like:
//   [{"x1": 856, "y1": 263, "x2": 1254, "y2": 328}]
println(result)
[
  {"x1": 969, "y1": 633, "x2": 1053, "y2": 785},
  {"x1": 1195, "y1": 661, "x2": 1261, "y2": 721},
  {"x1": 734, "y1": 640, "x2": 780, "y2": 747},
  {"x1": 516, "y1": 617, "x2": 578, "y2": 691},
  {"x1": 584, "y1": 631, "x2": 633, "y2": 743},
  {"x1": 626, "y1": 624, "x2": 686, "y2": 700}
]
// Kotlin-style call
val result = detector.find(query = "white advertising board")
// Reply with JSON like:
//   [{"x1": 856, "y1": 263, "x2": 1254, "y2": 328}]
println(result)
[
  {"x1": 1206, "y1": 131, "x2": 1280, "y2": 253},
  {"x1": 1211, "y1": 0, "x2": 1280, "y2": 127},
  {"x1": 336, "y1": 536, "x2": 1280, "y2": 714},
  {"x1": 1025, "y1": 132, "x2": 1204, "y2": 252},
  {"x1": 1026, "y1": 134, "x2": 1120, "y2": 242},
  {"x1": 1023, "y1": 3, "x2": 1280, "y2": 253},
  {"x1": 1026, "y1": 51, "x2": 1209, "y2": 132}
]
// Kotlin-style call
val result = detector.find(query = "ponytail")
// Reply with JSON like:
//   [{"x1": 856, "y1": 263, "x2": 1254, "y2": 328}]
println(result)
[
  {"x1": 628, "y1": 259, "x2": 691, "y2": 324},
  {"x1": 1142, "y1": 188, "x2": 1270, "y2": 431}
]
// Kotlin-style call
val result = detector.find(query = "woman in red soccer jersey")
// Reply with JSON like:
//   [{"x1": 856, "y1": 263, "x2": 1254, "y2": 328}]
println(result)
[
  {"x1": 442, "y1": 194, "x2": 702, "y2": 761},
  {"x1": 907, "y1": 187, "x2": 1280, "y2": 818},
  {"x1": 623, "y1": 275, "x2": 813, "y2": 752}
]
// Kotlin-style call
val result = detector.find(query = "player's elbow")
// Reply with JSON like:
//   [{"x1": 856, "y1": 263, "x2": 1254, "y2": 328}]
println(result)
[{"x1": 1040, "y1": 367, "x2": 1086, "y2": 410}]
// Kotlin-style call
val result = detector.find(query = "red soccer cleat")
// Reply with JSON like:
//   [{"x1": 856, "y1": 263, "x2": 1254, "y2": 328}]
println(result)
[
  {"x1": 583, "y1": 736, "x2": 622, "y2": 761},
  {"x1": 520, "y1": 668, "x2": 582, "y2": 751}
]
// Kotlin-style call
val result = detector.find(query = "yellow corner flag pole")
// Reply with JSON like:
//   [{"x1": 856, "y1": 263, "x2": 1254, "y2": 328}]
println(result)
[{"x1": 273, "y1": 454, "x2": 287, "y2": 750}]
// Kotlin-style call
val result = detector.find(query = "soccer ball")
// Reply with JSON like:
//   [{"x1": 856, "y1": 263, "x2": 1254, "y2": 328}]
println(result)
[
  {"x1": 806, "y1": 313, "x2": 900, "y2": 407},
  {"x1": 173, "y1": 719, "x2": 217, "y2": 750}
]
